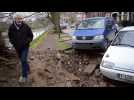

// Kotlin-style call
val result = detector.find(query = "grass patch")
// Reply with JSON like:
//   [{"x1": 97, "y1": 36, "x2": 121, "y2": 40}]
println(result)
[
  {"x1": 55, "y1": 33, "x2": 72, "y2": 41},
  {"x1": 56, "y1": 40, "x2": 71, "y2": 50},
  {"x1": 55, "y1": 33, "x2": 72, "y2": 50},
  {"x1": 30, "y1": 32, "x2": 48, "y2": 48}
]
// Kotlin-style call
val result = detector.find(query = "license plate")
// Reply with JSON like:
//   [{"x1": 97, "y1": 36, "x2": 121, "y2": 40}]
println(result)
[
  {"x1": 118, "y1": 74, "x2": 132, "y2": 80},
  {"x1": 82, "y1": 37, "x2": 86, "y2": 40}
]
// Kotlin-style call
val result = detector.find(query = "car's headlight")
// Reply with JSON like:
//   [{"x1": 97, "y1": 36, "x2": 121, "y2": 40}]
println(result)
[
  {"x1": 94, "y1": 35, "x2": 104, "y2": 40},
  {"x1": 101, "y1": 60, "x2": 115, "y2": 69},
  {"x1": 72, "y1": 36, "x2": 76, "y2": 40}
]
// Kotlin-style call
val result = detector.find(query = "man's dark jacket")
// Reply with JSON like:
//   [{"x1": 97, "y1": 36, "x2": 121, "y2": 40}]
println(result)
[{"x1": 8, "y1": 22, "x2": 33, "y2": 50}]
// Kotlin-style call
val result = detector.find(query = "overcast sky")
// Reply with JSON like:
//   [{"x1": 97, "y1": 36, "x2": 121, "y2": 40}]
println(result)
[{"x1": 14, "y1": 12, "x2": 35, "y2": 16}]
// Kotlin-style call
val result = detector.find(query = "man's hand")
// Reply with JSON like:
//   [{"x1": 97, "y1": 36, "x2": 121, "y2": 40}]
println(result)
[
  {"x1": 9, "y1": 46, "x2": 15, "y2": 51},
  {"x1": 27, "y1": 38, "x2": 32, "y2": 44}
]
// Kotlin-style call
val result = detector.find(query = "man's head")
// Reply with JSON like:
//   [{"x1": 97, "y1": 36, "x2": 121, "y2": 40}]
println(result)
[{"x1": 13, "y1": 13, "x2": 24, "y2": 26}]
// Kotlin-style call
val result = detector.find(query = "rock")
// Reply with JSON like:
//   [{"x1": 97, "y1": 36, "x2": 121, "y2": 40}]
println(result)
[
  {"x1": 0, "y1": 78, "x2": 8, "y2": 82},
  {"x1": 108, "y1": 84, "x2": 115, "y2": 87},
  {"x1": 78, "y1": 68, "x2": 82, "y2": 72},
  {"x1": 53, "y1": 82, "x2": 66, "y2": 87},
  {"x1": 37, "y1": 71, "x2": 45, "y2": 79},
  {"x1": 59, "y1": 72, "x2": 65, "y2": 77},
  {"x1": 99, "y1": 82, "x2": 106, "y2": 87},
  {"x1": 46, "y1": 74, "x2": 53, "y2": 80},
  {"x1": 80, "y1": 81, "x2": 89, "y2": 87},
  {"x1": 44, "y1": 66, "x2": 53, "y2": 73},
  {"x1": 64, "y1": 50, "x2": 71, "y2": 55},
  {"x1": 65, "y1": 81, "x2": 72, "y2": 87},
  {"x1": 94, "y1": 69, "x2": 101, "y2": 77},
  {"x1": 97, "y1": 57, "x2": 102, "y2": 63},
  {"x1": 44, "y1": 68, "x2": 51, "y2": 73},
  {"x1": 67, "y1": 61, "x2": 71, "y2": 65},
  {"x1": 90, "y1": 58, "x2": 98, "y2": 64},
  {"x1": 84, "y1": 64, "x2": 96, "y2": 75},
  {"x1": 56, "y1": 52, "x2": 62, "y2": 60},
  {"x1": 30, "y1": 56, "x2": 34, "y2": 60},
  {"x1": 93, "y1": 84, "x2": 100, "y2": 87},
  {"x1": 65, "y1": 72, "x2": 80, "y2": 81}
]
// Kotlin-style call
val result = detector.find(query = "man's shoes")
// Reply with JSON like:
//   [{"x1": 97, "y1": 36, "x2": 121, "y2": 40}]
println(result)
[{"x1": 18, "y1": 76, "x2": 28, "y2": 83}]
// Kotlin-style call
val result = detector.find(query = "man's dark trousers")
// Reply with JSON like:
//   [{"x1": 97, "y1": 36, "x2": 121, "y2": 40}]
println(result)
[{"x1": 17, "y1": 47, "x2": 30, "y2": 78}]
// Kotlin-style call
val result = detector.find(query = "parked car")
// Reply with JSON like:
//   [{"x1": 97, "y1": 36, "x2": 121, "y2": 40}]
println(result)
[
  {"x1": 60, "y1": 23, "x2": 68, "y2": 29},
  {"x1": 100, "y1": 26, "x2": 134, "y2": 84},
  {"x1": 72, "y1": 17, "x2": 118, "y2": 51},
  {"x1": 70, "y1": 24, "x2": 76, "y2": 30}
]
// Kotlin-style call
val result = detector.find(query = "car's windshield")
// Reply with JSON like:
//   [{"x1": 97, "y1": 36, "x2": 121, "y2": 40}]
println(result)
[
  {"x1": 112, "y1": 31, "x2": 134, "y2": 47},
  {"x1": 77, "y1": 18, "x2": 105, "y2": 29}
]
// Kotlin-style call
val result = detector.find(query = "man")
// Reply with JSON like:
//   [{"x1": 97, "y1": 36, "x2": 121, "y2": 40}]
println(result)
[
  {"x1": 112, "y1": 13, "x2": 119, "y2": 33},
  {"x1": 8, "y1": 13, "x2": 33, "y2": 83},
  {"x1": 104, "y1": 13, "x2": 118, "y2": 47}
]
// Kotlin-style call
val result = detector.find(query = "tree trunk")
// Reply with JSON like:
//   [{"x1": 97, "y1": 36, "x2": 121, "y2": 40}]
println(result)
[
  {"x1": 0, "y1": 32, "x2": 5, "y2": 51},
  {"x1": 0, "y1": 32, "x2": 8, "y2": 58},
  {"x1": 48, "y1": 12, "x2": 62, "y2": 38},
  {"x1": 55, "y1": 24, "x2": 62, "y2": 39}
]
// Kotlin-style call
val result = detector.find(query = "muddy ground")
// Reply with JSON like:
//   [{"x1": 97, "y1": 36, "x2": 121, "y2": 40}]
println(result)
[
  {"x1": 0, "y1": 48, "x2": 133, "y2": 87},
  {"x1": 29, "y1": 49, "x2": 134, "y2": 87}
]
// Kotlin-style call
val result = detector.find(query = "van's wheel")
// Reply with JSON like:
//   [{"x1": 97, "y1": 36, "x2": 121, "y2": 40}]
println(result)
[{"x1": 74, "y1": 48, "x2": 78, "y2": 52}]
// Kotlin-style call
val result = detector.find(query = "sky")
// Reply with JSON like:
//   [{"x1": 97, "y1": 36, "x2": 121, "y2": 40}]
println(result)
[{"x1": 14, "y1": 12, "x2": 35, "y2": 16}]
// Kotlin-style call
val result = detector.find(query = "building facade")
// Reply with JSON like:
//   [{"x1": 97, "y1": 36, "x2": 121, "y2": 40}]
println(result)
[
  {"x1": 85, "y1": 12, "x2": 134, "y2": 25},
  {"x1": 85, "y1": 12, "x2": 111, "y2": 18}
]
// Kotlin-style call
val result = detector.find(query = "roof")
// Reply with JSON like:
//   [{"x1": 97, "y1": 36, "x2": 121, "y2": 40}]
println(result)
[{"x1": 120, "y1": 26, "x2": 134, "y2": 31}]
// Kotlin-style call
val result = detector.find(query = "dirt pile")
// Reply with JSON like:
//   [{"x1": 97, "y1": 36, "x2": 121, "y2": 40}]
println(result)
[
  {"x1": 29, "y1": 49, "x2": 80, "y2": 87},
  {"x1": 0, "y1": 48, "x2": 131, "y2": 87},
  {"x1": 29, "y1": 49, "x2": 115, "y2": 87}
]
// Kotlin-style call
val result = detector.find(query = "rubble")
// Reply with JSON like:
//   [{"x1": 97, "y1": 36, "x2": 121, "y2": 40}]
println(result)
[
  {"x1": 94, "y1": 69, "x2": 101, "y2": 77},
  {"x1": 84, "y1": 64, "x2": 97, "y2": 75},
  {"x1": 29, "y1": 56, "x2": 34, "y2": 61},
  {"x1": 65, "y1": 81, "x2": 72, "y2": 87},
  {"x1": 0, "y1": 48, "x2": 132, "y2": 87}
]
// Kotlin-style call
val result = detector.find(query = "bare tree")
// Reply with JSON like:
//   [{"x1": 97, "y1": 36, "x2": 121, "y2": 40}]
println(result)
[
  {"x1": 0, "y1": 13, "x2": 9, "y2": 51},
  {"x1": 0, "y1": 12, "x2": 15, "y2": 55},
  {"x1": 47, "y1": 12, "x2": 62, "y2": 38}
]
